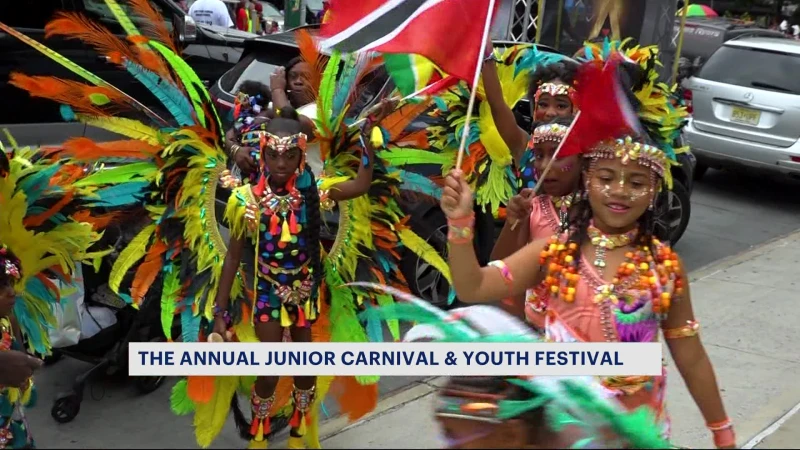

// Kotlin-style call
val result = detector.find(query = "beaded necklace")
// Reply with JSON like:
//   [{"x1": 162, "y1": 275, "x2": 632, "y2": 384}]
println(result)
[
  {"x1": 257, "y1": 177, "x2": 304, "y2": 243},
  {"x1": 586, "y1": 221, "x2": 637, "y2": 268},
  {"x1": 537, "y1": 234, "x2": 683, "y2": 323}
]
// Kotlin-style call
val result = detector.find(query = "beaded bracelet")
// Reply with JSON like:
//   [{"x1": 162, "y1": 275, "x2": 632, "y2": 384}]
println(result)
[
  {"x1": 213, "y1": 304, "x2": 231, "y2": 326},
  {"x1": 663, "y1": 320, "x2": 700, "y2": 339},
  {"x1": 488, "y1": 260, "x2": 514, "y2": 297},
  {"x1": 708, "y1": 418, "x2": 735, "y2": 448},
  {"x1": 447, "y1": 213, "x2": 475, "y2": 245}
]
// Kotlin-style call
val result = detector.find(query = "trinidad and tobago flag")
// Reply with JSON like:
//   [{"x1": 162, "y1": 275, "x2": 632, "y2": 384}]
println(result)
[{"x1": 319, "y1": 0, "x2": 500, "y2": 84}]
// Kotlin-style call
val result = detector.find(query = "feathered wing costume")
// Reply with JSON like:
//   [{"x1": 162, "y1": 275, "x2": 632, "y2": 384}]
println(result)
[
  {"x1": 0, "y1": 133, "x2": 155, "y2": 357},
  {"x1": 2, "y1": 5, "x2": 451, "y2": 447},
  {"x1": 378, "y1": 44, "x2": 568, "y2": 217}
]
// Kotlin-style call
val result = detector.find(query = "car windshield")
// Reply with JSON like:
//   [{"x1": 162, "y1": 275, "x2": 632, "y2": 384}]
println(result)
[
  {"x1": 698, "y1": 45, "x2": 800, "y2": 95},
  {"x1": 259, "y1": 2, "x2": 282, "y2": 16}
]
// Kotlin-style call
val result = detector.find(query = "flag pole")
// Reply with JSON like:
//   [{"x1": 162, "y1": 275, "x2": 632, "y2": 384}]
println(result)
[{"x1": 455, "y1": 0, "x2": 497, "y2": 170}]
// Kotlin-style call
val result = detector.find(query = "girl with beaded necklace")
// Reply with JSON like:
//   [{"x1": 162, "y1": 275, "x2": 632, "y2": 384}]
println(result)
[
  {"x1": 439, "y1": 128, "x2": 736, "y2": 448},
  {"x1": 213, "y1": 105, "x2": 388, "y2": 449}
]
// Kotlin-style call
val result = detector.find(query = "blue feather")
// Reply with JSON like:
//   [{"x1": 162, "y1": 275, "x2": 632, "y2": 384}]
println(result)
[
  {"x1": 433, "y1": 96, "x2": 448, "y2": 111},
  {"x1": 398, "y1": 170, "x2": 442, "y2": 199},
  {"x1": 60, "y1": 105, "x2": 77, "y2": 122},
  {"x1": 332, "y1": 53, "x2": 365, "y2": 119},
  {"x1": 85, "y1": 182, "x2": 150, "y2": 207},
  {"x1": 181, "y1": 302, "x2": 200, "y2": 343},
  {"x1": 360, "y1": 303, "x2": 385, "y2": 343},
  {"x1": 124, "y1": 60, "x2": 195, "y2": 126},
  {"x1": 14, "y1": 278, "x2": 58, "y2": 355},
  {"x1": 20, "y1": 165, "x2": 61, "y2": 206}
]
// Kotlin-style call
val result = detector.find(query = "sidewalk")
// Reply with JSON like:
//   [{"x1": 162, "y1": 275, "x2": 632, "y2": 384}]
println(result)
[{"x1": 277, "y1": 229, "x2": 800, "y2": 449}]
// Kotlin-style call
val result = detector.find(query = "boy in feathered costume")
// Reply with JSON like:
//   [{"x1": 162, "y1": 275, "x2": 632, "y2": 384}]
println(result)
[{"x1": 0, "y1": 2, "x2": 450, "y2": 448}]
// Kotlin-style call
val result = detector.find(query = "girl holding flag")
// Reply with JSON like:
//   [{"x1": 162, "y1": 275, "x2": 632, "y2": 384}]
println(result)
[{"x1": 436, "y1": 51, "x2": 736, "y2": 448}]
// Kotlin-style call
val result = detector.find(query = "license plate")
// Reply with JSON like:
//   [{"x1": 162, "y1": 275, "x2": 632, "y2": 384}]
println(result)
[{"x1": 730, "y1": 106, "x2": 761, "y2": 126}]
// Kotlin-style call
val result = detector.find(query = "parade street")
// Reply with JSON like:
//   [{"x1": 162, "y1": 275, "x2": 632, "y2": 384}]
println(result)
[{"x1": 25, "y1": 168, "x2": 800, "y2": 448}]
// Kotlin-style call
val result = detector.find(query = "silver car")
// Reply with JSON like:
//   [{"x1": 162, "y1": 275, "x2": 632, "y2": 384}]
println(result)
[{"x1": 683, "y1": 36, "x2": 800, "y2": 180}]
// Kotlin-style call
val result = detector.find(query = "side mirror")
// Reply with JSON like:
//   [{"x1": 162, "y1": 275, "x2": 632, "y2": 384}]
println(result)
[{"x1": 178, "y1": 15, "x2": 198, "y2": 43}]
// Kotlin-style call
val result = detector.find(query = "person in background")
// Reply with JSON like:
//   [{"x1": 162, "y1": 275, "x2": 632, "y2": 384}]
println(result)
[
  {"x1": 250, "y1": 1, "x2": 262, "y2": 34},
  {"x1": 189, "y1": 0, "x2": 235, "y2": 27},
  {"x1": 236, "y1": 0, "x2": 253, "y2": 32}
]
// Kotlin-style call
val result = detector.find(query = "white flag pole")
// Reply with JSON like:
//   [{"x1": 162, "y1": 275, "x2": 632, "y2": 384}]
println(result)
[{"x1": 455, "y1": 0, "x2": 497, "y2": 169}]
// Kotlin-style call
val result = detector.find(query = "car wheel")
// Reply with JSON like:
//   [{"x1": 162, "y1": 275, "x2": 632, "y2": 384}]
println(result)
[
  {"x1": 400, "y1": 209, "x2": 454, "y2": 309},
  {"x1": 654, "y1": 179, "x2": 691, "y2": 245}
]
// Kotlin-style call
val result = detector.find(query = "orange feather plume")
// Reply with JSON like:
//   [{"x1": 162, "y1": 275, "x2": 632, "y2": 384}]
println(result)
[
  {"x1": 130, "y1": 238, "x2": 167, "y2": 305},
  {"x1": 45, "y1": 12, "x2": 140, "y2": 66},
  {"x1": 44, "y1": 11, "x2": 171, "y2": 79},
  {"x1": 71, "y1": 210, "x2": 125, "y2": 231},
  {"x1": 295, "y1": 29, "x2": 327, "y2": 98},
  {"x1": 23, "y1": 191, "x2": 75, "y2": 228},
  {"x1": 61, "y1": 137, "x2": 161, "y2": 160},
  {"x1": 187, "y1": 376, "x2": 216, "y2": 403},
  {"x1": 128, "y1": 0, "x2": 180, "y2": 55},
  {"x1": 9, "y1": 73, "x2": 130, "y2": 116}
]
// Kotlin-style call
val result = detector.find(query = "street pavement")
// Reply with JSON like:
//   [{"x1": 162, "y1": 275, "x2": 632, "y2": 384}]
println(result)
[{"x1": 23, "y1": 169, "x2": 800, "y2": 448}]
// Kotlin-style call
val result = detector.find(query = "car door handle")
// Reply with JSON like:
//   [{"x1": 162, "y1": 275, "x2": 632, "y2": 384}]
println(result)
[{"x1": 713, "y1": 97, "x2": 785, "y2": 114}]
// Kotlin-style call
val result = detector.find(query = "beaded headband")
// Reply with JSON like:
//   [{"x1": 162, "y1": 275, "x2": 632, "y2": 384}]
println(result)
[
  {"x1": 535, "y1": 82, "x2": 578, "y2": 106},
  {"x1": 0, "y1": 245, "x2": 20, "y2": 281},
  {"x1": 532, "y1": 123, "x2": 569, "y2": 145},
  {"x1": 584, "y1": 135, "x2": 670, "y2": 179},
  {"x1": 260, "y1": 132, "x2": 308, "y2": 154}
]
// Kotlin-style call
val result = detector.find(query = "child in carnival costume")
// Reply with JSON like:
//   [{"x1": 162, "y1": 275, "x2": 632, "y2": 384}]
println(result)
[
  {"x1": 435, "y1": 50, "x2": 736, "y2": 448},
  {"x1": 359, "y1": 290, "x2": 674, "y2": 449},
  {"x1": 0, "y1": 5, "x2": 450, "y2": 448}
]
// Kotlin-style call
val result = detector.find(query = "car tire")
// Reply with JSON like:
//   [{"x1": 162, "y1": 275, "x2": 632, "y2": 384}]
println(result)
[
  {"x1": 399, "y1": 207, "x2": 456, "y2": 310},
  {"x1": 654, "y1": 179, "x2": 691, "y2": 245}
]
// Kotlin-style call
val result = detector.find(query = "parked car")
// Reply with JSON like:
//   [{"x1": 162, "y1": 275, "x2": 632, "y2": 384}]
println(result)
[
  {"x1": 0, "y1": 0, "x2": 250, "y2": 147},
  {"x1": 673, "y1": 17, "x2": 787, "y2": 65},
  {"x1": 684, "y1": 36, "x2": 800, "y2": 181}
]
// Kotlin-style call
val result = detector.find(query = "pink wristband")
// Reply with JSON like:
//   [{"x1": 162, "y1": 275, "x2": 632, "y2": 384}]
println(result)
[{"x1": 488, "y1": 260, "x2": 514, "y2": 297}]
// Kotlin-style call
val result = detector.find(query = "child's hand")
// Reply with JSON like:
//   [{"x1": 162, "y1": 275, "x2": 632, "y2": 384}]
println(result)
[
  {"x1": 0, "y1": 351, "x2": 42, "y2": 388},
  {"x1": 505, "y1": 189, "x2": 534, "y2": 225},
  {"x1": 441, "y1": 170, "x2": 474, "y2": 220}
]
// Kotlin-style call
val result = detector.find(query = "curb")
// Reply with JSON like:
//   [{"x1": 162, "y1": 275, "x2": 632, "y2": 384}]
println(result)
[{"x1": 285, "y1": 228, "x2": 800, "y2": 447}]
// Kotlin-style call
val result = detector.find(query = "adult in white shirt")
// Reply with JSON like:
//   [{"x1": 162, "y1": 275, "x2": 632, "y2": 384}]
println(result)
[{"x1": 189, "y1": 0, "x2": 235, "y2": 28}]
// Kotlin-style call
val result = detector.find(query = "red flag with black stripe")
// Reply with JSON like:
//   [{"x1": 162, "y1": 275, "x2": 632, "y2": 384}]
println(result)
[{"x1": 320, "y1": 0, "x2": 500, "y2": 83}]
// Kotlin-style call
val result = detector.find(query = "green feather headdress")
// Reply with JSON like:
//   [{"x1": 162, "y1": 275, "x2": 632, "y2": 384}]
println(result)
[{"x1": 349, "y1": 282, "x2": 672, "y2": 449}]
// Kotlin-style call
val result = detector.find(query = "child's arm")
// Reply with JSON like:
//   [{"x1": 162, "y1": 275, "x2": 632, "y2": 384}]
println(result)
[
  {"x1": 325, "y1": 134, "x2": 374, "y2": 203},
  {"x1": 664, "y1": 255, "x2": 735, "y2": 449},
  {"x1": 482, "y1": 55, "x2": 529, "y2": 164}
]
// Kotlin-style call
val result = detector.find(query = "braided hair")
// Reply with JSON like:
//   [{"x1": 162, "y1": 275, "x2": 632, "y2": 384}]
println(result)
[{"x1": 265, "y1": 107, "x2": 323, "y2": 289}]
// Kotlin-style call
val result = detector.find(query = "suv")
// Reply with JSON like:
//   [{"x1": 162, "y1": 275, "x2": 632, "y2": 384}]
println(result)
[
  {"x1": 674, "y1": 17, "x2": 787, "y2": 64},
  {"x1": 210, "y1": 31, "x2": 695, "y2": 308},
  {"x1": 684, "y1": 37, "x2": 800, "y2": 181},
  {"x1": 0, "y1": 0, "x2": 251, "y2": 146}
]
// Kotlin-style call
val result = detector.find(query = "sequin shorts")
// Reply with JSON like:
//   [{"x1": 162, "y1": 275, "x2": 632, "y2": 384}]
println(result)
[{"x1": 254, "y1": 277, "x2": 319, "y2": 328}]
